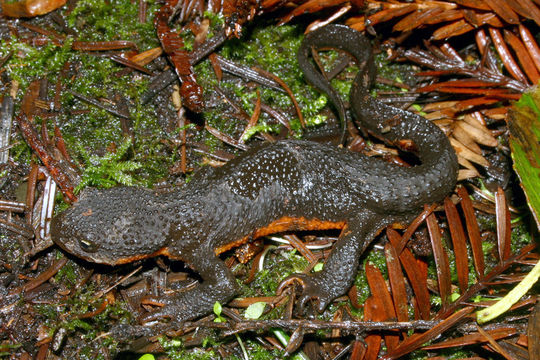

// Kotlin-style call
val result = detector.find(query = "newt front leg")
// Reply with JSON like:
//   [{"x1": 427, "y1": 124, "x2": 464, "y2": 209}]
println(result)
[{"x1": 140, "y1": 247, "x2": 238, "y2": 323}]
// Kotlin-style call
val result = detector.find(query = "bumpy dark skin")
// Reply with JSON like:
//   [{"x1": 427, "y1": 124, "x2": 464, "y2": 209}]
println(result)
[{"x1": 51, "y1": 25, "x2": 458, "y2": 323}]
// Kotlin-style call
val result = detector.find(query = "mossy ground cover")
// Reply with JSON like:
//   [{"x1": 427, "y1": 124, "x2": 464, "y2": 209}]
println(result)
[
  {"x1": 1, "y1": 2, "x2": 371, "y2": 358},
  {"x1": 0, "y1": 1, "x2": 534, "y2": 359}
]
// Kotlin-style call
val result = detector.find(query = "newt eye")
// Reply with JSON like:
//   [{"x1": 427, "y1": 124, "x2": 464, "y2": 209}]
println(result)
[{"x1": 79, "y1": 238, "x2": 99, "y2": 253}]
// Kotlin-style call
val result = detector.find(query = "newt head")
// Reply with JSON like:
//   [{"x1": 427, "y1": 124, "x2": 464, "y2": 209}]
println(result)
[{"x1": 51, "y1": 187, "x2": 170, "y2": 266}]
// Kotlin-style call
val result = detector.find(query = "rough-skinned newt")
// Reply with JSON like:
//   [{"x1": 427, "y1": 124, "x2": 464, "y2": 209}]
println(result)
[{"x1": 51, "y1": 25, "x2": 458, "y2": 323}]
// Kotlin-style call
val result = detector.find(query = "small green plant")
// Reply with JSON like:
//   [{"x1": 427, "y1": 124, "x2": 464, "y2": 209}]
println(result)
[
  {"x1": 213, "y1": 301, "x2": 226, "y2": 323},
  {"x1": 213, "y1": 302, "x2": 249, "y2": 360},
  {"x1": 76, "y1": 137, "x2": 142, "y2": 192},
  {"x1": 243, "y1": 301, "x2": 309, "y2": 360},
  {"x1": 244, "y1": 301, "x2": 266, "y2": 320}
]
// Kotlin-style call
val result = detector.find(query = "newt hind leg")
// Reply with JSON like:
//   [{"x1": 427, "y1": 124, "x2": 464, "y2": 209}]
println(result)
[{"x1": 277, "y1": 210, "x2": 393, "y2": 314}]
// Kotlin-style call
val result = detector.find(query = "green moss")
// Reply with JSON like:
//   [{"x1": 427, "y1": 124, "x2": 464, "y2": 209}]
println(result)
[
  {"x1": 161, "y1": 337, "x2": 219, "y2": 360},
  {"x1": 193, "y1": 23, "x2": 415, "y2": 143},
  {"x1": 54, "y1": 258, "x2": 80, "y2": 286},
  {"x1": 33, "y1": 259, "x2": 131, "y2": 356},
  {"x1": 1, "y1": 3, "x2": 424, "y2": 186},
  {"x1": 1, "y1": 3, "x2": 484, "y2": 356},
  {"x1": 250, "y1": 249, "x2": 309, "y2": 297},
  {"x1": 439, "y1": 347, "x2": 480, "y2": 359},
  {"x1": 203, "y1": 11, "x2": 225, "y2": 28},
  {"x1": 511, "y1": 222, "x2": 534, "y2": 251},
  {"x1": 65, "y1": 0, "x2": 159, "y2": 49},
  {"x1": 242, "y1": 122, "x2": 280, "y2": 141},
  {"x1": 180, "y1": 29, "x2": 195, "y2": 52},
  {"x1": 1, "y1": 0, "x2": 158, "y2": 92},
  {"x1": 75, "y1": 137, "x2": 143, "y2": 191},
  {"x1": 0, "y1": 38, "x2": 74, "y2": 91},
  {"x1": 240, "y1": 340, "x2": 284, "y2": 360},
  {"x1": 408, "y1": 350, "x2": 429, "y2": 360},
  {"x1": 373, "y1": 52, "x2": 417, "y2": 91},
  {"x1": 35, "y1": 280, "x2": 131, "y2": 337},
  {"x1": 161, "y1": 336, "x2": 288, "y2": 360},
  {"x1": 350, "y1": 248, "x2": 388, "y2": 317},
  {"x1": 0, "y1": 0, "x2": 175, "y2": 188},
  {"x1": 196, "y1": 23, "x2": 333, "y2": 140}
]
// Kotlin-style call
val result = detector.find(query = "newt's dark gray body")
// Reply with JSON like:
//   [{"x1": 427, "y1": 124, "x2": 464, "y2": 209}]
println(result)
[{"x1": 51, "y1": 25, "x2": 458, "y2": 323}]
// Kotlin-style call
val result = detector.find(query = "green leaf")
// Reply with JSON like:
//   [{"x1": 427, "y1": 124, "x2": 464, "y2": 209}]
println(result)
[
  {"x1": 477, "y1": 258, "x2": 540, "y2": 323},
  {"x1": 241, "y1": 122, "x2": 275, "y2": 141},
  {"x1": 244, "y1": 301, "x2": 266, "y2": 319},
  {"x1": 138, "y1": 354, "x2": 155, "y2": 360},
  {"x1": 213, "y1": 301, "x2": 226, "y2": 323},
  {"x1": 508, "y1": 89, "x2": 540, "y2": 228},
  {"x1": 213, "y1": 301, "x2": 222, "y2": 316}
]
